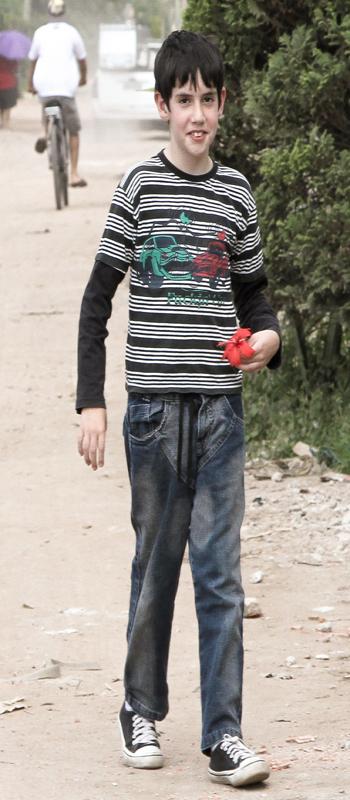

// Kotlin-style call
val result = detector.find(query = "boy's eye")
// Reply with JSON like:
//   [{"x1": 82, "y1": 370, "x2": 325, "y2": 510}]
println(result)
[{"x1": 176, "y1": 95, "x2": 216, "y2": 105}]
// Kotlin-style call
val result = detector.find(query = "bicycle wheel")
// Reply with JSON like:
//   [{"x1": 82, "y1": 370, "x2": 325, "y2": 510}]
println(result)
[
  {"x1": 50, "y1": 122, "x2": 63, "y2": 210},
  {"x1": 62, "y1": 168, "x2": 69, "y2": 206},
  {"x1": 61, "y1": 131, "x2": 69, "y2": 207},
  {"x1": 58, "y1": 124, "x2": 69, "y2": 207}
]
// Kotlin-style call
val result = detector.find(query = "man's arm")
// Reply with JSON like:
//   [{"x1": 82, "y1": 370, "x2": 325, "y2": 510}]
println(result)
[
  {"x1": 76, "y1": 259, "x2": 124, "y2": 469},
  {"x1": 78, "y1": 58, "x2": 87, "y2": 86},
  {"x1": 27, "y1": 59, "x2": 37, "y2": 93}
]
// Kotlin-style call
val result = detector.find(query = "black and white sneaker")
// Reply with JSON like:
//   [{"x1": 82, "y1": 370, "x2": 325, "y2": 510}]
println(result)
[
  {"x1": 208, "y1": 734, "x2": 270, "y2": 787},
  {"x1": 118, "y1": 703, "x2": 164, "y2": 769}
]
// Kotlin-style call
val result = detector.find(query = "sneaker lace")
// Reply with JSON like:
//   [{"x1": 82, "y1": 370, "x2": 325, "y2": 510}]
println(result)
[
  {"x1": 220, "y1": 734, "x2": 254, "y2": 765},
  {"x1": 132, "y1": 713, "x2": 159, "y2": 746}
]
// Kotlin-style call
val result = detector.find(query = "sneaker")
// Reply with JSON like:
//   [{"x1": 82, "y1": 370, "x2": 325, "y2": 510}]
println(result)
[
  {"x1": 208, "y1": 734, "x2": 270, "y2": 787},
  {"x1": 118, "y1": 703, "x2": 164, "y2": 769},
  {"x1": 35, "y1": 137, "x2": 47, "y2": 153}
]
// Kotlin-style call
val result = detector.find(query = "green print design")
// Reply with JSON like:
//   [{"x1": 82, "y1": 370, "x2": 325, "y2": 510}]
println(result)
[
  {"x1": 167, "y1": 290, "x2": 224, "y2": 307},
  {"x1": 140, "y1": 234, "x2": 193, "y2": 282},
  {"x1": 138, "y1": 212, "x2": 230, "y2": 289}
]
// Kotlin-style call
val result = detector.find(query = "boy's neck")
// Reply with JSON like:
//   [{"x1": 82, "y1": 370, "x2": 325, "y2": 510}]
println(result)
[{"x1": 163, "y1": 144, "x2": 213, "y2": 176}]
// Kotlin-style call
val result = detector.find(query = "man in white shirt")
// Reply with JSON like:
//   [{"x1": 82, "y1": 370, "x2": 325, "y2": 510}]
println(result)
[{"x1": 28, "y1": 0, "x2": 88, "y2": 187}]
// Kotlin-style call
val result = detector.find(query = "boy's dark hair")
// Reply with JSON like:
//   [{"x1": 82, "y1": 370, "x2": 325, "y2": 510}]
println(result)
[{"x1": 154, "y1": 30, "x2": 224, "y2": 106}]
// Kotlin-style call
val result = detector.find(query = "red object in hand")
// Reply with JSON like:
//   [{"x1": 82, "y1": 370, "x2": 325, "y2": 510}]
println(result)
[{"x1": 217, "y1": 327, "x2": 255, "y2": 367}]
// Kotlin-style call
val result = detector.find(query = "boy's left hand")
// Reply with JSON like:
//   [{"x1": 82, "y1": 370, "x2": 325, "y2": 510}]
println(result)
[{"x1": 240, "y1": 329, "x2": 280, "y2": 373}]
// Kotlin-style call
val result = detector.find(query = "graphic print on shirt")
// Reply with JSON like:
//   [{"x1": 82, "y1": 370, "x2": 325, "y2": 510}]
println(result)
[
  {"x1": 138, "y1": 211, "x2": 230, "y2": 290},
  {"x1": 191, "y1": 231, "x2": 230, "y2": 288}
]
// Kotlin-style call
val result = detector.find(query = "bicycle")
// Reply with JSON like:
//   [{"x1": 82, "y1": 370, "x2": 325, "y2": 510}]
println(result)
[{"x1": 44, "y1": 100, "x2": 69, "y2": 210}]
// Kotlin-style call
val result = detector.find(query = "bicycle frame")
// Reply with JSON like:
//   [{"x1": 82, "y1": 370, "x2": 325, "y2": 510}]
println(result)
[{"x1": 44, "y1": 104, "x2": 69, "y2": 211}]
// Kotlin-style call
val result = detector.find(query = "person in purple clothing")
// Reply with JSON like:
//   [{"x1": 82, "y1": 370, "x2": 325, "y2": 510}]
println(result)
[
  {"x1": 76, "y1": 30, "x2": 281, "y2": 788},
  {"x1": 0, "y1": 56, "x2": 18, "y2": 128}
]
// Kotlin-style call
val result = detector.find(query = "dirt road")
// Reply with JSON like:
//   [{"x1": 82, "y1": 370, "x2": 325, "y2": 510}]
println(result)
[{"x1": 1, "y1": 92, "x2": 349, "y2": 800}]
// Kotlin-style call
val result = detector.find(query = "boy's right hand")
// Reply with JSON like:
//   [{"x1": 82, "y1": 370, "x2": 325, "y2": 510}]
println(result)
[{"x1": 78, "y1": 408, "x2": 107, "y2": 470}]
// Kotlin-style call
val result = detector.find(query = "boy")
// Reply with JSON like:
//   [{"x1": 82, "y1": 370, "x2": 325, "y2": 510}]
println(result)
[{"x1": 77, "y1": 30, "x2": 281, "y2": 788}]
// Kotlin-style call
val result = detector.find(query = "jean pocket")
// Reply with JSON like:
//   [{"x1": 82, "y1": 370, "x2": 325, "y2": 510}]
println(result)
[
  {"x1": 127, "y1": 395, "x2": 166, "y2": 441},
  {"x1": 223, "y1": 393, "x2": 244, "y2": 425}
]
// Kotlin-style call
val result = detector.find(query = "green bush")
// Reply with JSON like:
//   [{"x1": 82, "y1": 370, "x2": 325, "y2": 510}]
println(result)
[
  {"x1": 0, "y1": 0, "x2": 26, "y2": 29},
  {"x1": 243, "y1": 335, "x2": 350, "y2": 473}
]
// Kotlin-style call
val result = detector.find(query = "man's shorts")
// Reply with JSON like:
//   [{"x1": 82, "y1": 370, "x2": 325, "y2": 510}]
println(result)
[
  {"x1": 0, "y1": 87, "x2": 17, "y2": 110},
  {"x1": 41, "y1": 96, "x2": 81, "y2": 135}
]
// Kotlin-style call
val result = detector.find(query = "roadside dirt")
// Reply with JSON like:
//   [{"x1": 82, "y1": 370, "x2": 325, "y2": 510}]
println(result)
[{"x1": 1, "y1": 92, "x2": 349, "y2": 800}]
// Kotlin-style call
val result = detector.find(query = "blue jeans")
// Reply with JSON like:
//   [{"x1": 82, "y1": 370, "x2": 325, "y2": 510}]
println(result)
[{"x1": 123, "y1": 392, "x2": 245, "y2": 753}]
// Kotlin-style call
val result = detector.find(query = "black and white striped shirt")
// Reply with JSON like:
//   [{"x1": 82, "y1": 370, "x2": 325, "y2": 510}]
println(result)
[{"x1": 94, "y1": 150, "x2": 265, "y2": 395}]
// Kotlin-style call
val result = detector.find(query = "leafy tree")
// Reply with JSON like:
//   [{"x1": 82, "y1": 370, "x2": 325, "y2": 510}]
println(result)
[
  {"x1": 0, "y1": 0, "x2": 27, "y2": 30},
  {"x1": 244, "y1": 4, "x2": 350, "y2": 392},
  {"x1": 184, "y1": 0, "x2": 350, "y2": 469},
  {"x1": 134, "y1": 0, "x2": 172, "y2": 38}
]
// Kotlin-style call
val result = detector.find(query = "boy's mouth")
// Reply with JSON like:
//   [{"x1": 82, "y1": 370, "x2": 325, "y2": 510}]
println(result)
[{"x1": 188, "y1": 130, "x2": 207, "y2": 142}]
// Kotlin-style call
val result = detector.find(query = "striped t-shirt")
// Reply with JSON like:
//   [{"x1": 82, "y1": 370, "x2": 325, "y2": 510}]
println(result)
[{"x1": 95, "y1": 150, "x2": 265, "y2": 395}]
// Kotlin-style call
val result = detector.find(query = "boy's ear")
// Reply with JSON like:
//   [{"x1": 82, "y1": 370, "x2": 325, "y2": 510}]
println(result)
[
  {"x1": 218, "y1": 86, "x2": 227, "y2": 118},
  {"x1": 154, "y1": 91, "x2": 170, "y2": 120}
]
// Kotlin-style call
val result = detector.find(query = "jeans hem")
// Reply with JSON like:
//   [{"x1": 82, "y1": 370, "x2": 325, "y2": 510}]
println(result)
[
  {"x1": 201, "y1": 725, "x2": 242, "y2": 756},
  {"x1": 125, "y1": 691, "x2": 168, "y2": 722}
]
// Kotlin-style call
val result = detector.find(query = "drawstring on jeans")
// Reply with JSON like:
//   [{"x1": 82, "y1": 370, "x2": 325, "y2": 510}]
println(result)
[
  {"x1": 176, "y1": 396, "x2": 197, "y2": 483},
  {"x1": 177, "y1": 396, "x2": 184, "y2": 479}
]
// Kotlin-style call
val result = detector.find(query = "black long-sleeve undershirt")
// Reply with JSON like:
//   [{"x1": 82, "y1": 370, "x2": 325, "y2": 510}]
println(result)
[
  {"x1": 76, "y1": 260, "x2": 281, "y2": 412},
  {"x1": 231, "y1": 273, "x2": 282, "y2": 369},
  {"x1": 76, "y1": 260, "x2": 123, "y2": 412}
]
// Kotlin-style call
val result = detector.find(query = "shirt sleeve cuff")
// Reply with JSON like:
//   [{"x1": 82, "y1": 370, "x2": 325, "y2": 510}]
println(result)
[{"x1": 76, "y1": 399, "x2": 106, "y2": 414}]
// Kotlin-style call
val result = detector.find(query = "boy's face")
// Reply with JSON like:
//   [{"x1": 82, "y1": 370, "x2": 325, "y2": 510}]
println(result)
[{"x1": 155, "y1": 71, "x2": 226, "y2": 172}]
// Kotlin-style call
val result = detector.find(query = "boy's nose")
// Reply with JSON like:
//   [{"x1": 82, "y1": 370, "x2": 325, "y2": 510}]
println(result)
[{"x1": 191, "y1": 100, "x2": 205, "y2": 123}]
